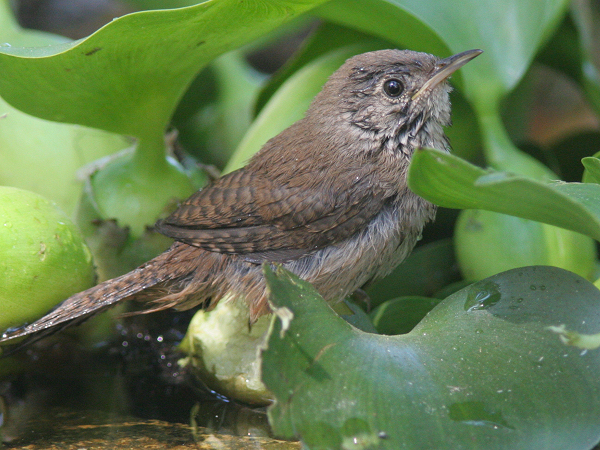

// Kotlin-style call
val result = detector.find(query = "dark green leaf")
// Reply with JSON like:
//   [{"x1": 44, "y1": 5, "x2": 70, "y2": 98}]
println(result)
[{"x1": 262, "y1": 264, "x2": 600, "y2": 449}]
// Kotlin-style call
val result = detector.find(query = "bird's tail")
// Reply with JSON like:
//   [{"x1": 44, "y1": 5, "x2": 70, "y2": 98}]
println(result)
[{"x1": 0, "y1": 242, "x2": 192, "y2": 345}]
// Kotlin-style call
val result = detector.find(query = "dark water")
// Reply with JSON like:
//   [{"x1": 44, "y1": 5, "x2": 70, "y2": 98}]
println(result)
[{"x1": 0, "y1": 310, "x2": 294, "y2": 449}]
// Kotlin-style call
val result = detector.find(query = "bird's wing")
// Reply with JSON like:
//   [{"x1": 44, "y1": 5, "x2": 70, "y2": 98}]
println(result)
[{"x1": 156, "y1": 168, "x2": 388, "y2": 263}]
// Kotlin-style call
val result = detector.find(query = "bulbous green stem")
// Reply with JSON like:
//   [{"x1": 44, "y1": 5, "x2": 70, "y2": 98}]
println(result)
[{"x1": 90, "y1": 132, "x2": 194, "y2": 239}]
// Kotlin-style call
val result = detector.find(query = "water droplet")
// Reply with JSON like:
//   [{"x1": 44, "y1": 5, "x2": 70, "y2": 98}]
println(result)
[
  {"x1": 464, "y1": 281, "x2": 501, "y2": 312},
  {"x1": 449, "y1": 401, "x2": 514, "y2": 430},
  {"x1": 530, "y1": 285, "x2": 537, "y2": 291},
  {"x1": 3, "y1": 222, "x2": 12, "y2": 228}
]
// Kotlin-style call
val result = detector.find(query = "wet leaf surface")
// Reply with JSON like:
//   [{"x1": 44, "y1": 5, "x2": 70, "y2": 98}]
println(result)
[{"x1": 262, "y1": 264, "x2": 600, "y2": 450}]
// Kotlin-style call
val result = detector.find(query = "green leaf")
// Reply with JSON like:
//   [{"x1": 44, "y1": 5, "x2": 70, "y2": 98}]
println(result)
[
  {"x1": 262, "y1": 264, "x2": 600, "y2": 449},
  {"x1": 582, "y1": 156, "x2": 600, "y2": 184},
  {"x1": 0, "y1": 0, "x2": 330, "y2": 234},
  {"x1": 0, "y1": 0, "x2": 328, "y2": 140},
  {"x1": 0, "y1": 1, "x2": 130, "y2": 215},
  {"x1": 408, "y1": 149, "x2": 600, "y2": 242},
  {"x1": 393, "y1": 0, "x2": 568, "y2": 106},
  {"x1": 315, "y1": 0, "x2": 449, "y2": 71},
  {"x1": 318, "y1": 0, "x2": 568, "y2": 104}
]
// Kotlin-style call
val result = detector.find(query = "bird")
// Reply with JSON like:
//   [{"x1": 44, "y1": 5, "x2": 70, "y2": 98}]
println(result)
[{"x1": 0, "y1": 48, "x2": 482, "y2": 344}]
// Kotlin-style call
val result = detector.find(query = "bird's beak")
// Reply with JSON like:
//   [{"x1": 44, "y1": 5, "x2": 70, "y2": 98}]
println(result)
[{"x1": 412, "y1": 49, "x2": 483, "y2": 99}]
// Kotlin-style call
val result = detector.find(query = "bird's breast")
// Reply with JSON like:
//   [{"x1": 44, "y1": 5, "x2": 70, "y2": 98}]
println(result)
[{"x1": 284, "y1": 192, "x2": 435, "y2": 303}]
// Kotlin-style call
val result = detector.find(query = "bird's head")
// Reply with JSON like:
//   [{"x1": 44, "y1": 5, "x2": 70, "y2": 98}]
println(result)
[{"x1": 310, "y1": 48, "x2": 482, "y2": 155}]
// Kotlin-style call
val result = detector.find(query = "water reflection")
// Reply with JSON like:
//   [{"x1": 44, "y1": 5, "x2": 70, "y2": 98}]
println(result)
[{"x1": 0, "y1": 310, "x2": 288, "y2": 448}]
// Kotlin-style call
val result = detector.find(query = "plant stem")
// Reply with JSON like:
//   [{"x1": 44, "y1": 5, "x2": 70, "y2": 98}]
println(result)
[
  {"x1": 475, "y1": 102, "x2": 555, "y2": 181},
  {"x1": 131, "y1": 131, "x2": 170, "y2": 179}
]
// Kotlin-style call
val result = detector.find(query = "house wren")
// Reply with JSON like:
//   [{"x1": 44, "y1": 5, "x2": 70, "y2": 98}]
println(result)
[{"x1": 1, "y1": 48, "x2": 481, "y2": 343}]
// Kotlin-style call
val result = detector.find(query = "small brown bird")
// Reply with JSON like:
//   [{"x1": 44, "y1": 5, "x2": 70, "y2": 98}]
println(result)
[{"x1": 1, "y1": 48, "x2": 481, "y2": 343}]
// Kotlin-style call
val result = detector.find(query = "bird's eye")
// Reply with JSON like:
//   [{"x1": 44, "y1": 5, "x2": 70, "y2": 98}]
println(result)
[{"x1": 383, "y1": 78, "x2": 404, "y2": 97}]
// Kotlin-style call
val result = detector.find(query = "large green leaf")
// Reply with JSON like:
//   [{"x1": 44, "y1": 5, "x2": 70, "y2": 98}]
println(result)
[
  {"x1": 0, "y1": 0, "x2": 328, "y2": 140},
  {"x1": 0, "y1": 0, "x2": 330, "y2": 235},
  {"x1": 262, "y1": 264, "x2": 600, "y2": 449},
  {"x1": 455, "y1": 209, "x2": 596, "y2": 281},
  {"x1": 318, "y1": 0, "x2": 568, "y2": 104},
  {"x1": 396, "y1": 0, "x2": 568, "y2": 105},
  {"x1": 408, "y1": 149, "x2": 600, "y2": 242},
  {"x1": 315, "y1": 0, "x2": 449, "y2": 76}
]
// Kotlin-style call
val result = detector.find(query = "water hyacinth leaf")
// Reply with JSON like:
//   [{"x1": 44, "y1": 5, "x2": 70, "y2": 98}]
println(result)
[
  {"x1": 582, "y1": 156, "x2": 600, "y2": 184},
  {"x1": 0, "y1": 1, "x2": 130, "y2": 215},
  {"x1": 455, "y1": 209, "x2": 596, "y2": 281},
  {"x1": 315, "y1": 0, "x2": 449, "y2": 65},
  {"x1": 0, "y1": 0, "x2": 329, "y2": 139},
  {"x1": 408, "y1": 149, "x2": 600, "y2": 242},
  {"x1": 318, "y1": 0, "x2": 568, "y2": 104},
  {"x1": 0, "y1": 0, "x2": 330, "y2": 238},
  {"x1": 392, "y1": 0, "x2": 569, "y2": 105},
  {"x1": 262, "y1": 264, "x2": 600, "y2": 449}
]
